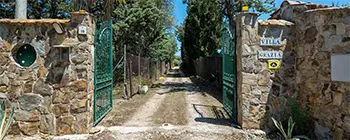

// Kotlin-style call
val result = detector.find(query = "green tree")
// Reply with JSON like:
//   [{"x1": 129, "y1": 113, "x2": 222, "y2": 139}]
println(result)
[
  {"x1": 179, "y1": 0, "x2": 222, "y2": 74},
  {"x1": 179, "y1": 0, "x2": 276, "y2": 74},
  {"x1": 112, "y1": 0, "x2": 177, "y2": 62}
]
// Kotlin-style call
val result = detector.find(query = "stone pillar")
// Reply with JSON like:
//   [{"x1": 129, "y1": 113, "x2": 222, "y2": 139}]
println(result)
[
  {"x1": 69, "y1": 11, "x2": 95, "y2": 132},
  {"x1": 236, "y1": 12, "x2": 261, "y2": 129}
]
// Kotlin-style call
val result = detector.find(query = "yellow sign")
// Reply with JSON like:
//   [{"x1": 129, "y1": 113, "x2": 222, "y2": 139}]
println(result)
[
  {"x1": 268, "y1": 60, "x2": 281, "y2": 70},
  {"x1": 242, "y1": 6, "x2": 249, "y2": 11}
]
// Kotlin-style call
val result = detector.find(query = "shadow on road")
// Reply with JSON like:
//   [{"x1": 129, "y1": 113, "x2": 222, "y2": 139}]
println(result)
[{"x1": 192, "y1": 104, "x2": 233, "y2": 126}]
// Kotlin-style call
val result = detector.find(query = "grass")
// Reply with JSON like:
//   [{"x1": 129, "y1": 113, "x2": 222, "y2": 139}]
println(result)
[
  {"x1": 151, "y1": 92, "x2": 188, "y2": 126},
  {"x1": 99, "y1": 90, "x2": 155, "y2": 126}
]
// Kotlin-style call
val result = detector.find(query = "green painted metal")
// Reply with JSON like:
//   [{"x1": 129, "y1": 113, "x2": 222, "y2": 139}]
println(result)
[
  {"x1": 16, "y1": 44, "x2": 37, "y2": 67},
  {"x1": 222, "y1": 17, "x2": 237, "y2": 123},
  {"x1": 93, "y1": 20, "x2": 113, "y2": 126}
]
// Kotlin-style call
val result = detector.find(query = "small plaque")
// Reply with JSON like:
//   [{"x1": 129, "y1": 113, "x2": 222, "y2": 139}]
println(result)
[
  {"x1": 258, "y1": 51, "x2": 283, "y2": 59},
  {"x1": 268, "y1": 60, "x2": 281, "y2": 70},
  {"x1": 78, "y1": 26, "x2": 88, "y2": 35},
  {"x1": 261, "y1": 38, "x2": 281, "y2": 46}
]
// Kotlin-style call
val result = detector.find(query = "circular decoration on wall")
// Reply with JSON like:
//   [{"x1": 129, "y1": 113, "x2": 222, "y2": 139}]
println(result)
[{"x1": 14, "y1": 44, "x2": 37, "y2": 67}]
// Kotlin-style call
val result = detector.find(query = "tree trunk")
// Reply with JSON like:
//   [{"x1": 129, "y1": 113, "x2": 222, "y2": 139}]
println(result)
[{"x1": 15, "y1": 0, "x2": 27, "y2": 19}]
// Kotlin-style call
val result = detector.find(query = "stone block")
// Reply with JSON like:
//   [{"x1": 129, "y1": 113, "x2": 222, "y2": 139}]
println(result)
[
  {"x1": 70, "y1": 99, "x2": 87, "y2": 113},
  {"x1": 336, "y1": 23, "x2": 346, "y2": 35},
  {"x1": 40, "y1": 114, "x2": 56, "y2": 135},
  {"x1": 14, "y1": 109, "x2": 40, "y2": 122},
  {"x1": 8, "y1": 121, "x2": 21, "y2": 135},
  {"x1": 71, "y1": 80, "x2": 88, "y2": 92},
  {"x1": 343, "y1": 16, "x2": 350, "y2": 24},
  {"x1": 53, "y1": 90, "x2": 70, "y2": 104},
  {"x1": 7, "y1": 85, "x2": 22, "y2": 99},
  {"x1": 33, "y1": 78, "x2": 53, "y2": 96},
  {"x1": 0, "y1": 86, "x2": 7, "y2": 93},
  {"x1": 18, "y1": 93, "x2": 44, "y2": 111},
  {"x1": 304, "y1": 27, "x2": 318, "y2": 43},
  {"x1": 73, "y1": 91, "x2": 88, "y2": 100},
  {"x1": 23, "y1": 81, "x2": 33, "y2": 93},
  {"x1": 17, "y1": 70, "x2": 33, "y2": 81},
  {"x1": 53, "y1": 104, "x2": 69, "y2": 116},
  {"x1": 0, "y1": 40, "x2": 12, "y2": 52},
  {"x1": 333, "y1": 93, "x2": 343, "y2": 106},
  {"x1": 56, "y1": 115, "x2": 74, "y2": 135},
  {"x1": 72, "y1": 113, "x2": 88, "y2": 134},
  {"x1": 242, "y1": 73, "x2": 258, "y2": 85},
  {"x1": 260, "y1": 93, "x2": 269, "y2": 103},
  {"x1": 257, "y1": 70, "x2": 270, "y2": 86},
  {"x1": 343, "y1": 116, "x2": 350, "y2": 130},
  {"x1": 0, "y1": 53, "x2": 9, "y2": 66},
  {"x1": 250, "y1": 98, "x2": 260, "y2": 105},
  {"x1": 71, "y1": 53, "x2": 87, "y2": 64},
  {"x1": 38, "y1": 65, "x2": 48, "y2": 78},
  {"x1": 314, "y1": 121, "x2": 332, "y2": 140},
  {"x1": 242, "y1": 55, "x2": 262, "y2": 74},
  {"x1": 251, "y1": 86, "x2": 262, "y2": 97},
  {"x1": 242, "y1": 84, "x2": 251, "y2": 95},
  {"x1": 0, "y1": 74, "x2": 9, "y2": 86},
  {"x1": 334, "y1": 127, "x2": 344, "y2": 140},
  {"x1": 19, "y1": 122, "x2": 40, "y2": 136}
]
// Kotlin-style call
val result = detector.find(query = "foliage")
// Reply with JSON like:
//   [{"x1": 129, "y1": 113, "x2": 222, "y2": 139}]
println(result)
[
  {"x1": 141, "y1": 79, "x2": 152, "y2": 86},
  {"x1": 179, "y1": 0, "x2": 222, "y2": 74},
  {"x1": 283, "y1": 90, "x2": 311, "y2": 135},
  {"x1": 331, "y1": 1, "x2": 349, "y2": 7},
  {"x1": 0, "y1": 100, "x2": 15, "y2": 140},
  {"x1": 0, "y1": 0, "x2": 74, "y2": 19},
  {"x1": 173, "y1": 56, "x2": 181, "y2": 67},
  {"x1": 219, "y1": 0, "x2": 276, "y2": 26},
  {"x1": 112, "y1": 0, "x2": 177, "y2": 62},
  {"x1": 271, "y1": 117, "x2": 310, "y2": 140},
  {"x1": 0, "y1": 0, "x2": 117, "y2": 19}
]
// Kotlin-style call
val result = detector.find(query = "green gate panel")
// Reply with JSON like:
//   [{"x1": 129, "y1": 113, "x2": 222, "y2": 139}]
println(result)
[
  {"x1": 93, "y1": 20, "x2": 113, "y2": 126},
  {"x1": 222, "y1": 18, "x2": 237, "y2": 123}
]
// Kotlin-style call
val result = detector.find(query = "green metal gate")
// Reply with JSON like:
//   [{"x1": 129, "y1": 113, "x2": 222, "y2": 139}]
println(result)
[
  {"x1": 222, "y1": 17, "x2": 237, "y2": 123},
  {"x1": 93, "y1": 20, "x2": 113, "y2": 125}
]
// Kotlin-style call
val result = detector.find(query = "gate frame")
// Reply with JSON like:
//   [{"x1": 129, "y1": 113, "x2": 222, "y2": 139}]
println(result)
[
  {"x1": 222, "y1": 16, "x2": 238, "y2": 124},
  {"x1": 93, "y1": 20, "x2": 113, "y2": 126}
]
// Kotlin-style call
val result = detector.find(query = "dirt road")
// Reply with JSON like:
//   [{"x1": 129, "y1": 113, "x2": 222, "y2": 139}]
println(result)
[{"x1": 52, "y1": 68, "x2": 268, "y2": 140}]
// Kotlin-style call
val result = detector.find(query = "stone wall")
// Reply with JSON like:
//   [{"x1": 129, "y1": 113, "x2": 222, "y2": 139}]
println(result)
[
  {"x1": 0, "y1": 12, "x2": 94, "y2": 136},
  {"x1": 236, "y1": 13, "x2": 296, "y2": 132},
  {"x1": 237, "y1": 7, "x2": 350, "y2": 139},
  {"x1": 292, "y1": 7, "x2": 350, "y2": 139}
]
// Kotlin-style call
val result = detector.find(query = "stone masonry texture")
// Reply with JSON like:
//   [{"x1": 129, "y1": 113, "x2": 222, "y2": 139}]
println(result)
[
  {"x1": 237, "y1": 7, "x2": 350, "y2": 139},
  {"x1": 0, "y1": 12, "x2": 94, "y2": 136}
]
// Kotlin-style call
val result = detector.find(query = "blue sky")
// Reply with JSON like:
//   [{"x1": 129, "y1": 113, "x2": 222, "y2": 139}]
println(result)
[{"x1": 173, "y1": 0, "x2": 349, "y2": 56}]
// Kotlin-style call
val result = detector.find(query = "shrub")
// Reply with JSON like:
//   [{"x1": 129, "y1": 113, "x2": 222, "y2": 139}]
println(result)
[
  {"x1": 283, "y1": 90, "x2": 311, "y2": 135},
  {"x1": 272, "y1": 117, "x2": 310, "y2": 140}
]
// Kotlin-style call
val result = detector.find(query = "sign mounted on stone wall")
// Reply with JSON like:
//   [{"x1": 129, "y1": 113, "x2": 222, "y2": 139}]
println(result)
[
  {"x1": 260, "y1": 38, "x2": 281, "y2": 46},
  {"x1": 260, "y1": 28, "x2": 283, "y2": 47},
  {"x1": 268, "y1": 60, "x2": 281, "y2": 70},
  {"x1": 258, "y1": 51, "x2": 283, "y2": 59}
]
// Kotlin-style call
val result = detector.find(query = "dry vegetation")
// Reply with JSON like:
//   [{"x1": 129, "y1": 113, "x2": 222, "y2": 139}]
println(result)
[
  {"x1": 99, "y1": 90, "x2": 155, "y2": 126},
  {"x1": 151, "y1": 92, "x2": 188, "y2": 126}
]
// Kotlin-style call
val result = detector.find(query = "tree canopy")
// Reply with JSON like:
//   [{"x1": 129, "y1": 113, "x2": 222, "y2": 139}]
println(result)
[
  {"x1": 177, "y1": 0, "x2": 276, "y2": 74},
  {"x1": 0, "y1": 0, "x2": 177, "y2": 62},
  {"x1": 112, "y1": 0, "x2": 177, "y2": 62}
]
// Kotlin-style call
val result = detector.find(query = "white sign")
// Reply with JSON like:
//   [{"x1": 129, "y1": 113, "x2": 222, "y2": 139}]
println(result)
[
  {"x1": 78, "y1": 26, "x2": 88, "y2": 35},
  {"x1": 331, "y1": 54, "x2": 350, "y2": 82},
  {"x1": 258, "y1": 51, "x2": 283, "y2": 59},
  {"x1": 260, "y1": 38, "x2": 281, "y2": 46}
]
